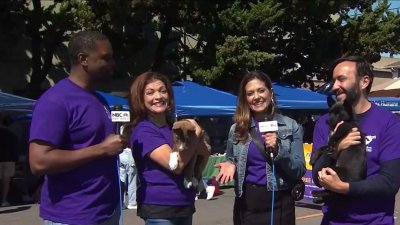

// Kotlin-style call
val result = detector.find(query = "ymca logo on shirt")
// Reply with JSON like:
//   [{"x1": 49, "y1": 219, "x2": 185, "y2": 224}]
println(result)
[{"x1": 365, "y1": 135, "x2": 376, "y2": 152}]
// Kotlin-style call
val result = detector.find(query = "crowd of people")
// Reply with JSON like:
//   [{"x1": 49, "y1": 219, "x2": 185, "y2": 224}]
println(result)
[{"x1": 1, "y1": 30, "x2": 396, "y2": 225}]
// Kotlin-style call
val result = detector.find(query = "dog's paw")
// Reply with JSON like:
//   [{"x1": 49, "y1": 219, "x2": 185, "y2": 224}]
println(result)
[
  {"x1": 184, "y1": 179, "x2": 193, "y2": 189},
  {"x1": 184, "y1": 178, "x2": 199, "y2": 189},
  {"x1": 169, "y1": 152, "x2": 178, "y2": 170},
  {"x1": 312, "y1": 197, "x2": 324, "y2": 204}
]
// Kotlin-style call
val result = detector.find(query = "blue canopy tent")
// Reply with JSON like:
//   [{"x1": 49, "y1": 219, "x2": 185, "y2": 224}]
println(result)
[
  {"x1": 369, "y1": 97, "x2": 400, "y2": 112},
  {"x1": 174, "y1": 81, "x2": 329, "y2": 116},
  {"x1": 96, "y1": 91, "x2": 129, "y2": 110},
  {"x1": 0, "y1": 91, "x2": 36, "y2": 112},
  {"x1": 97, "y1": 82, "x2": 237, "y2": 116},
  {"x1": 97, "y1": 81, "x2": 329, "y2": 117},
  {"x1": 317, "y1": 82, "x2": 400, "y2": 112},
  {"x1": 172, "y1": 81, "x2": 237, "y2": 116},
  {"x1": 273, "y1": 83, "x2": 328, "y2": 110}
]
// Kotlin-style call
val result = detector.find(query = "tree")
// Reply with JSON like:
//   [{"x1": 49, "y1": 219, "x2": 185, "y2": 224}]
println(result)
[
  {"x1": 338, "y1": 0, "x2": 400, "y2": 62},
  {"x1": 187, "y1": 0, "x2": 400, "y2": 90},
  {"x1": 2, "y1": 0, "x2": 98, "y2": 98},
  {"x1": 1, "y1": 0, "x2": 399, "y2": 97},
  {"x1": 191, "y1": 1, "x2": 281, "y2": 90}
]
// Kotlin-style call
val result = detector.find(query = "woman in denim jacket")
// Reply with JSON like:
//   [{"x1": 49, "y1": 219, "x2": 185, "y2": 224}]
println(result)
[{"x1": 215, "y1": 71, "x2": 306, "y2": 225}]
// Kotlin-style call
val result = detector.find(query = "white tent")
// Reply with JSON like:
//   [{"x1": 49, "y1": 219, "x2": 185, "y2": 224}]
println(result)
[{"x1": 371, "y1": 78, "x2": 400, "y2": 92}]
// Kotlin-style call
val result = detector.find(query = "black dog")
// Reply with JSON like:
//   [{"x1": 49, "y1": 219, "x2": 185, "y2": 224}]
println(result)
[{"x1": 310, "y1": 97, "x2": 367, "y2": 204}]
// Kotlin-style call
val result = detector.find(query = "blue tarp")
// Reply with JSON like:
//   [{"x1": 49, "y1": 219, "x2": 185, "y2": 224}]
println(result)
[
  {"x1": 273, "y1": 83, "x2": 328, "y2": 110},
  {"x1": 0, "y1": 82, "x2": 333, "y2": 118},
  {"x1": 172, "y1": 81, "x2": 237, "y2": 116},
  {"x1": 98, "y1": 81, "x2": 329, "y2": 117},
  {"x1": 317, "y1": 82, "x2": 400, "y2": 112},
  {"x1": 369, "y1": 97, "x2": 400, "y2": 111},
  {"x1": 0, "y1": 91, "x2": 36, "y2": 112},
  {"x1": 96, "y1": 91, "x2": 129, "y2": 110},
  {"x1": 97, "y1": 82, "x2": 237, "y2": 116},
  {"x1": 174, "y1": 81, "x2": 329, "y2": 116}
]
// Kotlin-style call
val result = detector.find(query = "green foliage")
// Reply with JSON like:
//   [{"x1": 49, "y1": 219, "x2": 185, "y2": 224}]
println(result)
[
  {"x1": 61, "y1": 0, "x2": 100, "y2": 30},
  {"x1": 1, "y1": 0, "x2": 400, "y2": 95},
  {"x1": 191, "y1": 0, "x2": 284, "y2": 84},
  {"x1": 338, "y1": 0, "x2": 400, "y2": 61},
  {"x1": 219, "y1": 1, "x2": 284, "y2": 34},
  {"x1": 193, "y1": 36, "x2": 273, "y2": 84}
]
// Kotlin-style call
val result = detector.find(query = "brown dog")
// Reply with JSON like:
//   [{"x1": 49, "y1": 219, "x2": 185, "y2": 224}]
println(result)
[{"x1": 169, "y1": 119, "x2": 211, "y2": 191}]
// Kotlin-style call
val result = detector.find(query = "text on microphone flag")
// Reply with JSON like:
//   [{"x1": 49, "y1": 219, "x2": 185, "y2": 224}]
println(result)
[
  {"x1": 111, "y1": 111, "x2": 130, "y2": 122},
  {"x1": 258, "y1": 120, "x2": 278, "y2": 133}
]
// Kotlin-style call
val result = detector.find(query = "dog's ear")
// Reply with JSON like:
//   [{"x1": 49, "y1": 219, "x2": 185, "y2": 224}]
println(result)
[
  {"x1": 172, "y1": 121, "x2": 183, "y2": 131},
  {"x1": 326, "y1": 101, "x2": 344, "y2": 130},
  {"x1": 172, "y1": 120, "x2": 196, "y2": 132},
  {"x1": 342, "y1": 99, "x2": 354, "y2": 120},
  {"x1": 327, "y1": 95, "x2": 336, "y2": 108}
]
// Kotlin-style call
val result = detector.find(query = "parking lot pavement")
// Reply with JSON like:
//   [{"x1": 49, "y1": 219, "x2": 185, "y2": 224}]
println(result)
[{"x1": 1, "y1": 187, "x2": 399, "y2": 225}]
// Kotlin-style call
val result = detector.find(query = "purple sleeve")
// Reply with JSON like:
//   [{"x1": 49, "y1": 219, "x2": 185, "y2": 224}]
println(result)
[
  {"x1": 29, "y1": 98, "x2": 68, "y2": 147},
  {"x1": 378, "y1": 116, "x2": 400, "y2": 163},
  {"x1": 349, "y1": 158, "x2": 400, "y2": 197},
  {"x1": 131, "y1": 125, "x2": 170, "y2": 158},
  {"x1": 312, "y1": 114, "x2": 329, "y2": 153},
  {"x1": 311, "y1": 114, "x2": 332, "y2": 186}
]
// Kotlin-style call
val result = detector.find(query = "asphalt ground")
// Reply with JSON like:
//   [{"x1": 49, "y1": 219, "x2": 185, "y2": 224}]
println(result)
[{"x1": 2, "y1": 186, "x2": 400, "y2": 225}]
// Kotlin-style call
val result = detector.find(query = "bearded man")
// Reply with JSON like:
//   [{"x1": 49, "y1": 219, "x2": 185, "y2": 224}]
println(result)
[{"x1": 311, "y1": 56, "x2": 400, "y2": 225}]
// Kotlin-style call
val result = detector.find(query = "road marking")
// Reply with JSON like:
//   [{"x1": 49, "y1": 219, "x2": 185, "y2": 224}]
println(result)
[{"x1": 296, "y1": 213, "x2": 323, "y2": 220}]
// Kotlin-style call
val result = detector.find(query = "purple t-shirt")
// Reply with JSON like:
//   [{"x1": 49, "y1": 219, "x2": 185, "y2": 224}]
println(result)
[
  {"x1": 245, "y1": 131, "x2": 268, "y2": 185},
  {"x1": 29, "y1": 78, "x2": 118, "y2": 224},
  {"x1": 313, "y1": 103, "x2": 400, "y2": 225},
  {"x1": 246, "y1": 120, "x2": 269, "y2": 185},
  {"x1": 131, "y1": 119, "x2": 196, "y2": 206}
]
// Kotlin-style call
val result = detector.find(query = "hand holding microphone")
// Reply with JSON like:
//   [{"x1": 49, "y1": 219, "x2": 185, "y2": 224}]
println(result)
[
  {"x1": 258, "y1": 120, "x2": 279, "y2": 157},
  {"x1": 100, "y1": 134, "x2": 126, "y2": 156},
  {"x1": 99, "y1": 104, "x2": 130, "y2": 156},
  {"x1": 111, "y1": 104, "x2": 131, "y2": 221}
]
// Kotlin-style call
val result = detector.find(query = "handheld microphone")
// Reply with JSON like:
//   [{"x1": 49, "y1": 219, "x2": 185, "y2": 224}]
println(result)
[
  {"x1": 258, "y1": 120, "x2": 278, "y2": 158},
  {"x1": 110, "y1": 104, "x2": 130, "y2": 225},
  {"x1": 111, "y1": 104, "x2": 130, "y2": 134}
]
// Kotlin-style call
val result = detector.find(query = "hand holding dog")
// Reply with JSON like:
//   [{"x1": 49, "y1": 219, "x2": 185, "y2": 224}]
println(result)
[
  {"x1": 169, "y1": 119, "x2": 206, "y2": 174},
  {"x1": 185, "y1": 119, "x2": 203, "y2": 138},
  {"x1": 334, "y1": 122, "x2": 362, "y2": 151},
  {"x1": 318, "y1": 167, "x2": 349, "y2": 194}
]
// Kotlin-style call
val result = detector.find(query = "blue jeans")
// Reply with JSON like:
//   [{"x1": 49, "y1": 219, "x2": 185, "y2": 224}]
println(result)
[
  {"x1": 145, "y1": 216, "x2": 193, "y2": 225},
  {"x1": 119, "y1": 148, "x2": 137, "y2": 206}
]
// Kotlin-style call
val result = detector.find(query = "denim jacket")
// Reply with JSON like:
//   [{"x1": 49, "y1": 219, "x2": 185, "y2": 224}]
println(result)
[{"x1": 225, "y1": 113, "x2": 306, "y2": 198}]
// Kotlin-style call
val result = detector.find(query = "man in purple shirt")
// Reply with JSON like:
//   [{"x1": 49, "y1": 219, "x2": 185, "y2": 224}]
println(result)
[
  {"x1": 312, "y1": 55, "x2": 400, "y2": 225},
  {"x1": 29, "y1": 31, "x2": 125, "y2": 225}
]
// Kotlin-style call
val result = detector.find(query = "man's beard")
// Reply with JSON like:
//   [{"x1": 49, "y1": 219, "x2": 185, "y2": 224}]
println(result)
[{"x1": 343, "y1": 83, "x2": 361, "y2": 105}]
